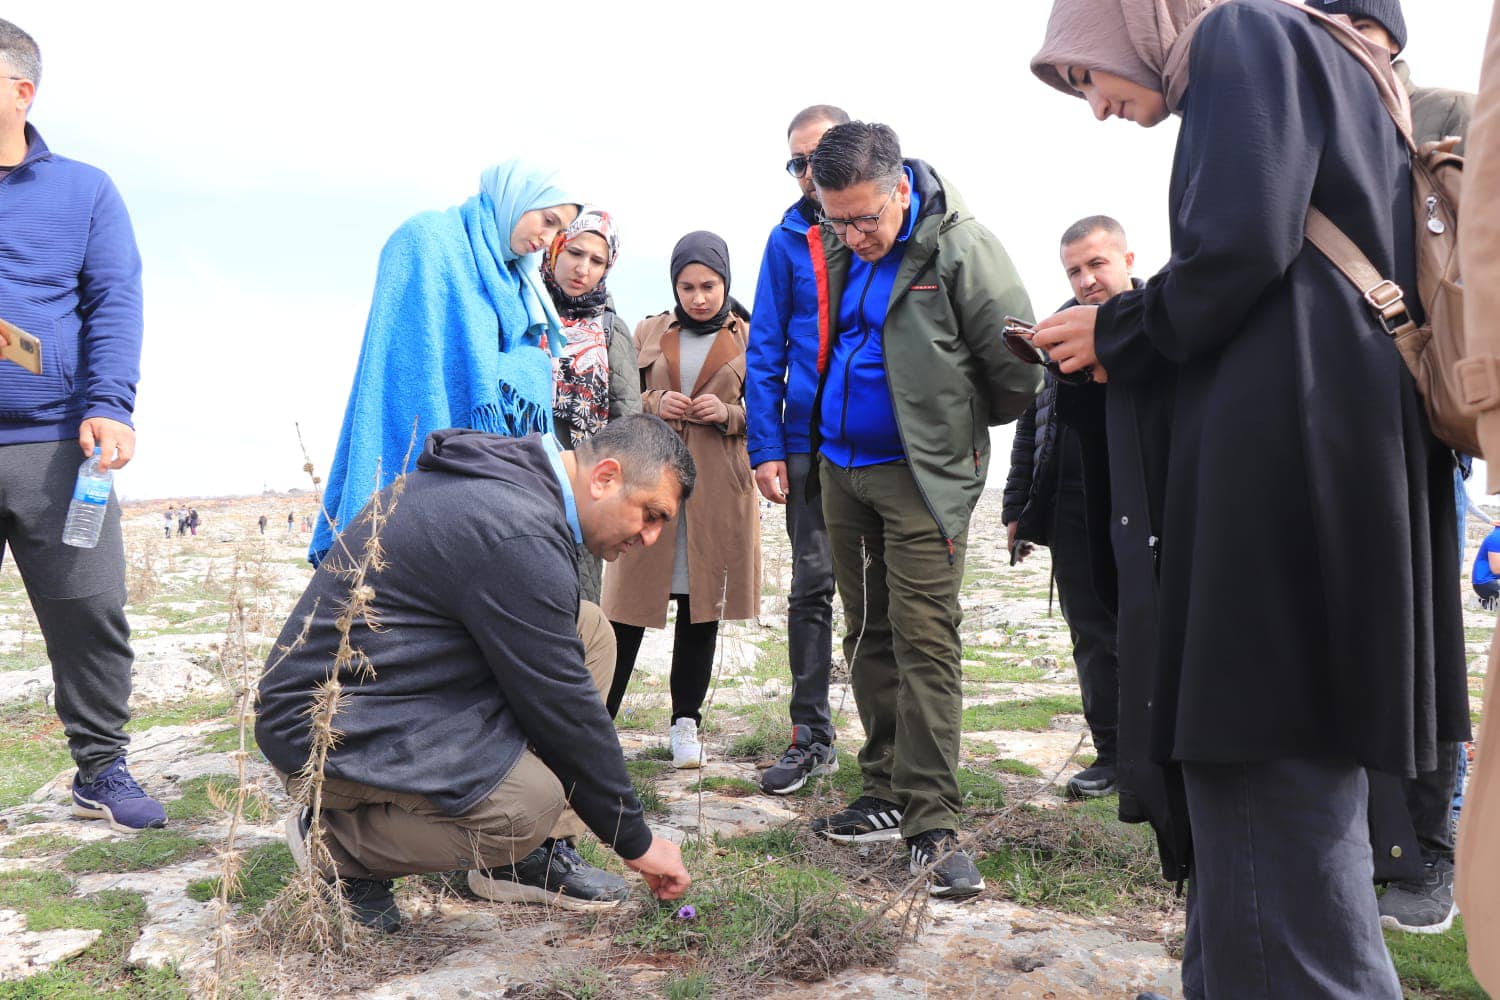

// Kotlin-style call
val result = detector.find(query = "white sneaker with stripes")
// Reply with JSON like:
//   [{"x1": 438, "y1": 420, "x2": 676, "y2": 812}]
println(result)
[{"x1": 811, "y1": 795, "x2": 904, "y2": 843}]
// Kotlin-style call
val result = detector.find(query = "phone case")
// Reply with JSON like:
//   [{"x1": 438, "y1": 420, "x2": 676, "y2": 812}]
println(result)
[{"x1": 0, "y1": 317, "x2": 42, "y2": 376}]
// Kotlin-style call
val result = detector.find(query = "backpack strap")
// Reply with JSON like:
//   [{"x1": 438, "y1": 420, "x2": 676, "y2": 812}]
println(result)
[{"x1": 1304, "y1": 208, "x2": 1418, "y2": 338}]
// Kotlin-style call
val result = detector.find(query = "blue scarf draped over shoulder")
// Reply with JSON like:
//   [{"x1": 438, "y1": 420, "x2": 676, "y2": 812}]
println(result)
[{"x1": 310, "y1": 163, "x2": 579, "y2": 565}]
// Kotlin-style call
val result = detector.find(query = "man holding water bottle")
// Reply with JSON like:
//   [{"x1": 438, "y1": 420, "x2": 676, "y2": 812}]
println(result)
[{"x1": 0, "y1": 19, "x2": 164, "y2": 831}]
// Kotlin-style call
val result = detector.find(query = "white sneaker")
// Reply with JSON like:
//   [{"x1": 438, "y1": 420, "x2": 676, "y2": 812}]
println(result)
[{"x1": 670, "y1": 717, "x2": 705, "y2": 769}]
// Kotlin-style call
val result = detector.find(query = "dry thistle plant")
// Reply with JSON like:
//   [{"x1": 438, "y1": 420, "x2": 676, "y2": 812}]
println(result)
[{"x1": 256, "y1": 424, "x2": 418, "y2": 964}]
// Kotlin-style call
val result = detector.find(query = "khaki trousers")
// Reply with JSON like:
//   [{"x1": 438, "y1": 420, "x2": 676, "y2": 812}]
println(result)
[{"x1": 281, "y1": 601, "x2": 615, "y2": 880}]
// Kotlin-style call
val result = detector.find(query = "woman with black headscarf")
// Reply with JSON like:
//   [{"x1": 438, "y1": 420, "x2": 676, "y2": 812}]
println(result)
[{"x1": 601, "y1": 231, "x2": 762, "y2": 769}]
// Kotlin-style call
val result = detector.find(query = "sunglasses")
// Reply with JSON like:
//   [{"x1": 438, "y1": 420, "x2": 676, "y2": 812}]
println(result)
[
  {"x1": 1002, "y1": 316, "x2": 1093, "y2": 385},
  {"x1": 785, "y1": 154, "x2": 813, "y2": 178}
]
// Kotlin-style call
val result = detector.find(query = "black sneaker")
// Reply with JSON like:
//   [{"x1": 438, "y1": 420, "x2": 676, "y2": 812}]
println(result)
[
  {"x1": 1379, "y1": 857, "x2": 1457, "y2": 933},
  {"x1": 760, "y1": 725, "x2": 838, "y2": 795},
  {"x1": 907, "y1": 829, "x2": 985, "y2": 899},
  {"x1": 342, "y1": 877, "x2": 402, "y2": 933},
  {"x1": 1065, "y1": 762, "x2": 1118, "y2": 800},
  {"x1": 811, "y1": 795, "x2": 904, "y2": 843},
  {"x1": 467, "y1": 838, "x2": 630, "y2": 911},
  {"x1": 284, "y1": 808, "x2": 402, "y2": 932}
]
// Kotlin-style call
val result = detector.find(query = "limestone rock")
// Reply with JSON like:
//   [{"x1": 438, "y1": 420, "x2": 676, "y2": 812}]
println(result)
[{"x1": 0, "y1": 910, "x2": 101, "y2": 981}]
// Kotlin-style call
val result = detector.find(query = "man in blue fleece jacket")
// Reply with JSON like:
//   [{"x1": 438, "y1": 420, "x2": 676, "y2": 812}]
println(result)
[
  {"x1": 0, "y1": 20, "x2": 162, "y2": 832},
  {"x1": 746, "y1": 104, "x2": 849, "y2": 795}
]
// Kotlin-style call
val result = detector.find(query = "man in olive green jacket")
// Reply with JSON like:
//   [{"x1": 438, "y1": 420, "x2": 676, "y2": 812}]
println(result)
[{"x1": 803, "y1": 121, "x2": 1038, "y2": 899}]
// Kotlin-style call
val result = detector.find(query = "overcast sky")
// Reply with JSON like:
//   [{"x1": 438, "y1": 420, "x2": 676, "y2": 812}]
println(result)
[{"x1": 6, "y1": 0, "x2": 1492, "y2": 500}]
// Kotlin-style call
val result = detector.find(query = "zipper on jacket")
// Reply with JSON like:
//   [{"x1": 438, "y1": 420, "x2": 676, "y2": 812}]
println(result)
[{"x1": 836, "y1": 267, "x2": 879, "y2": 468}]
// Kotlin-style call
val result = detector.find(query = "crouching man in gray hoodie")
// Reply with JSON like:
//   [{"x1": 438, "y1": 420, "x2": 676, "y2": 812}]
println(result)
[{"x1": 256, "y1": 414, "x2": 694, "y2": 930}]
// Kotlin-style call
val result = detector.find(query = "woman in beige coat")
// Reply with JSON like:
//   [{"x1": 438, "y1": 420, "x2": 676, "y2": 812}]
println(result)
[{"x1": 602, "y1": 231, "x2": 761, "y2": 768}]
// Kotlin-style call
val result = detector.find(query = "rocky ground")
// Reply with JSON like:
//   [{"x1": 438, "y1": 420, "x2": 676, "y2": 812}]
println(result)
[{"x1": 0, "y1": 491, "x2": 1490, "y2": 999}]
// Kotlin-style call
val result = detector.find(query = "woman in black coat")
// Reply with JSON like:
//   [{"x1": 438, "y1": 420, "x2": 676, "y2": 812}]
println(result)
[{"x1": 1030, "y1": 1, "x2": 1469, "y2": 997}]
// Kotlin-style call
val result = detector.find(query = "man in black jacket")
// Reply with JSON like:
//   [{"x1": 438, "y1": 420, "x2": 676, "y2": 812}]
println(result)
[
  {"x1": 256, "y1": 415, "x2": 694, "y2": 930},
  {"x1": 1002, "y1": 216, "x2": 1135, "y2": 800}
]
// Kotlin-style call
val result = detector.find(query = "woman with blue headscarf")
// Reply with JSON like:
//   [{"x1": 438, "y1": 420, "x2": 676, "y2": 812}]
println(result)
[{"x1": 310, "y1": 161, "x2": 581, "y2": 565}]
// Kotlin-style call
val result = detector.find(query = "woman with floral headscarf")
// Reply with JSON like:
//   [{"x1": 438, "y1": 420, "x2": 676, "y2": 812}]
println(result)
[
  {"x1": 1029, "y1": 2, "x2": 1468, "y2": 997},
  {"x1": 311, "y1": 161, "x2": 581, "y2": 566},
  {"x1": 541, "y1": 207, "x2": 641, "y2": 600}
]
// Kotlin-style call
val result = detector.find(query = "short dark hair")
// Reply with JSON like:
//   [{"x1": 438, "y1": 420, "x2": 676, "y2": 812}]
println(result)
[
  {"x1": 576, "y1": 414, "x2": 696, "y2": 502},
  {"x1": 1060, "y1": 215, "x2": 1127, "y2": 249},
  {"x1": 810, "y1": 121, "x2": 903, "y2": 192},
  {"x1": 787, "y1": 104, "x2": 850, "y2": 138},
  {"x1": 0, "y1": 19, "x2": 40, "y2": 87}
]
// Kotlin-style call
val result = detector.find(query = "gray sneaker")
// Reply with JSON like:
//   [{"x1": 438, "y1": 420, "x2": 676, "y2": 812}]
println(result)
[
  {"x1": 1379, "y1": 857, "x2": 1456, "y2": 934},
  {"x1": 760, "y1": 725, "x2": 838, "y2": 795}
]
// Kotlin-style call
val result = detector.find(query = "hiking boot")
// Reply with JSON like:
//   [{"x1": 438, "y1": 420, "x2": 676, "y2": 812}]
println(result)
[
  {"x1": 71, "y1": 758, "x2": 167, "y2": 832},
  {"x1": 1379, "y1": 857, "x2": 1457, "y2": 934},
  {"x1": 907, "y1": 828, "x2": 985, "y2": 899},
  {"x1": 342, "y1": 877, "x2": 402, "y2": 933},
  {"x1": 467, "y1": 838, "x2": 630, "y2": 911},
  {"x1": 670, "y1": 717, "x2": 705, "y2": 769},
  {"x1": 1065, "y1": 762, "x2": 1118, "y2": 800},
  {"x1": 760, "y1": 725, "x2": 838, "y2": 795},
  {"x1": 811, "y1": 795, "x2": 904, "y2": 843}
]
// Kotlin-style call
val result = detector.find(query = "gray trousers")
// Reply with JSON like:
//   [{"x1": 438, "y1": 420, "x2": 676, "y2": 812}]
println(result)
[
  {"x1": 1181, "y1": 758, "x2": 1401, "y2": 1000},
  {"x1": 0, "y1": 438, "x2": 134, "y2": 780},
  {"x1": 784, "y1": 453, "x2": 835, "y2": 744}
]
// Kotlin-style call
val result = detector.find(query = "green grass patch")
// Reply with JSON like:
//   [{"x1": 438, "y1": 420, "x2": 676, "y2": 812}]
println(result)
[
  {"x1": 627, "y1": 759, "x2": 668, "y2": 815},
  {"x1": 637, "y1": 744, "x2": 674, "y2": 762},
  {"x1": 185, "y1": 842, "x2": 296, "y2": 914},
  {"x1": 0, "y1": 646, "x2": 48, "y2": 673},
  {"x1": 9, "y1": 811, "x2": 49, "y2": 826},
  {"x1": 1463, "y1": 626, "x2": 1493, "y2": 645},
  {"x1": 62, "y1": 829, "x2": 208, "y2": 874},
  {"x1": 615, "y1": 700, "x2": 671, "y2": 733},
  {"x1": 993, "y1": 758, "x2": 1044, "y2": 777},
  {"x1": 963, "y1": 695, "x2": 1084, "y2": 732},
  {"x1": 200, "y1": 727, "x2": 258, "y2": 755},
  {"x1": 687, "y1": 776, "x2": 761, "y2": 797},
  {"x1": 0, "y1": 870, "x2": 188, "y2": 999},
  {"x1": 963, "y1": 658, "x2": 1049, "y2": 684},
  {"x1": 1, "y1": 832, "x2": 83, "y2": 858},
  {"x1": 957, "y1": 768, "x2": 1007, "y2": 810},
  {"x1": 165, "y1": 774, "x2": 275, "y2": 824},
  {"x1": 724, "y1": 717, "x2": 784, "y2": 760},
  {"x1": 127, "y1": 696, "x2": 235, "y2": 733},
  {"x1": 1386, "y1": 918, "x2": 1486, "y2": 998},
  {"x1": 0, "y1": 702, "x2": 75, "y2": 810},
  {"x1": 976, "y1": 797, "x2": 1173, "y2": 915},
  {"x1": 663, "y1": 972, "x2": 714, "y2": 999}
]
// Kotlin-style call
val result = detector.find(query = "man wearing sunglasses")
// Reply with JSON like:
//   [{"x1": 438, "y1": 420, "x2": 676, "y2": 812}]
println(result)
[
  {"x1": 1003, "y1": 216, "x2": 1138, "y2": 803},
  {"x1": 746, "y1": 104, "x2": 850, "y2": 796},
  {"x1": 804, "y1": 121, "x2": 1040, "y2": 898}
]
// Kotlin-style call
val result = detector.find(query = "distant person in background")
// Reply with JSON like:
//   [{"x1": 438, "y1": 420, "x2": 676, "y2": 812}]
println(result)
[
  {"x1": 258, "y1": 514, "x2": 268, "y2": 535},
  {"x1": 601, "y1": 232, "x2": 761, "y2": 770},
  {"x1": 310, "y1": 162, "x2": 582, "y2": 566},
  {"x1": 177, "y1": 513, "x2": 186, "y2": 537},
  {"x1": 188, "y1": 508, "x2": 199, "y2": 536},
  {"x1": 746, "y1": 103, "x2": 850, "y2": 797},
  {"x1": 542, "y1": 207, "x2": 640, "y2": 603},
  {"x1": 0, "y1": 18, "x2": 164, "y2": 831},
  {"x1": 1456, "y1": 1, "x2": 1500, "y2": 985},
  {"x1": 1474, "y1": 523, "x2": 1500, "y2": 610},
  {"x1": 164, "y1": 509, "x2": 173, "y2": 538},
  {"x1": 1003, "y1": 215, "x2": 1137, "y2": 801},
  {"x1": 286, "y1": 509, "x2": 294, "y2": 535}
]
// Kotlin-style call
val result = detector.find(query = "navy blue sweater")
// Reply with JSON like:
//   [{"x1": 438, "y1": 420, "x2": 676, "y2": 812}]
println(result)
[{"x1": 0, "y1": 124, "x2": 143, "y2": 444}]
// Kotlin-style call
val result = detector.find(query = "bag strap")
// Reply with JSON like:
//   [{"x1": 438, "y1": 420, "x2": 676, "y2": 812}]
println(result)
[{"x1": 1304, "y1": 208, "x2": 1418, "y2": 338}]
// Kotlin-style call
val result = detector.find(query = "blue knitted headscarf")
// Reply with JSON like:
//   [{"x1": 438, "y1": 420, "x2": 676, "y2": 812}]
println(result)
[{"x1": 309, "y1": 161, "x2": 583, "y2": 566}]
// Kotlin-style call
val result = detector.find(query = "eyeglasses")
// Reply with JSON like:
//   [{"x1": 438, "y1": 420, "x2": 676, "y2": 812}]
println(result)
[
  {"x1": 785, "y1": 154, "x2": 813, "y2": 178},
  {"x1": 1002, "y1": 316, "x2": 1093, "y2": 385},
  {"x1": 818, "y1": 185, "x2": 898, "y2": 237}
]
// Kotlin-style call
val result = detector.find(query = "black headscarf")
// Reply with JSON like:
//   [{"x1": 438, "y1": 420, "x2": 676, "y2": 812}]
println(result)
[{"x1": 671, "y1": 231, "x2": 738, "y2": 335}]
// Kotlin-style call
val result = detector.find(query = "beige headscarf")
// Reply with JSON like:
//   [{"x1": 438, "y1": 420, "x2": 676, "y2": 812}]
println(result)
[
  {"x1": 1032, "y1": 0, "x2": 1407, "y2": 123},
  {"x1": 1030, "y1": 0, "x2": 1219, "y2": 113}
]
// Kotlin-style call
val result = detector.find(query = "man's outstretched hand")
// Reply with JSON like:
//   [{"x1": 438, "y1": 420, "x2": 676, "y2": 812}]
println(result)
[{"x1": 624, "y1": 835, "x2": 691, "y2": 900}]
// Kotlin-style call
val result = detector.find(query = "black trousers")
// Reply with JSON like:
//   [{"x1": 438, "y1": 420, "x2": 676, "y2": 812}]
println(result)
[
  {"x1": 607, "y1": 594, "x2": 719, "y2": 725},
  {"x1": 1049, "y1": 486, "x2": 1119, "y2": 762}
]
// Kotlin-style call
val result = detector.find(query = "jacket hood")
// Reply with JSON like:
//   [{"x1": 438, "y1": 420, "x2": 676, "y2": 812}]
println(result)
[
  {"x1": 780, "y1": 198, "x2": 818, "y2": 236},
  {"x1": 416, "y1": 428, "x2": 556, "y2": 483}
]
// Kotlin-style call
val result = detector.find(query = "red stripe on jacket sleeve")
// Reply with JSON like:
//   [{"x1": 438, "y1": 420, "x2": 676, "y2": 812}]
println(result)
[{"x1": 806, "y1": 226, "x2": 831, "y2": 374}]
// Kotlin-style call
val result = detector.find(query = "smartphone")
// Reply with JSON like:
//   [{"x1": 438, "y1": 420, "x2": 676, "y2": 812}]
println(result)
[{"x1": 0, "y1": 317, "x2": 42, "y2": 376}]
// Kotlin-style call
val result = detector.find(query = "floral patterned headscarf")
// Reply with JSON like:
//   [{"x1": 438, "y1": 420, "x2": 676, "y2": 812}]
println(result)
[{"x1": 541, "y1": 207, "x2": 621, "y2": 320}]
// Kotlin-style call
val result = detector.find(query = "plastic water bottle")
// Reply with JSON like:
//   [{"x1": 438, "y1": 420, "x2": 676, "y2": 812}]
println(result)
[{"x1": 61, "y1": 447, "x2": 113, "y2": 548}]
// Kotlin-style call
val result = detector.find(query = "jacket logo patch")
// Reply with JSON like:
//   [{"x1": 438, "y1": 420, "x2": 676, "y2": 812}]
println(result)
[{"x1": 910, "y1": 284, "x2": 938, "y2": 291}]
